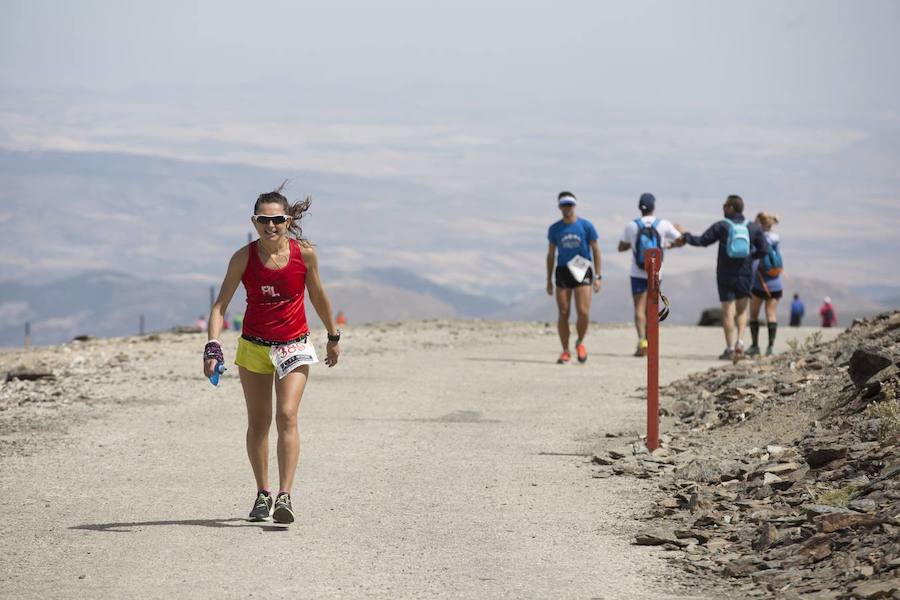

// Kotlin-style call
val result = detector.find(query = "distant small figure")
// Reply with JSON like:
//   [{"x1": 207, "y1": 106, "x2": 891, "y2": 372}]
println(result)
[
  {"x1": 232, "y1": 313, "x2": 244, "y2": 332},
  {"x1": 196, "y1": 316, "x2": 208, "y2": 331},
  {"x1": 336, "y1": 310, "x2": 347, "y2": 326},
  {"x1": 790, "y1": 294, "x2": 805, "y2": 327},
  {"x1": 819, "y1": 297, "x2": 837, "y2": 328}
]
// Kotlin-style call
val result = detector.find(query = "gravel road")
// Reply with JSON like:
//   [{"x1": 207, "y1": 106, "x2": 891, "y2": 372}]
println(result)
[{"x1": 0, "y1": 321, "x2": 834, "y2": 599}]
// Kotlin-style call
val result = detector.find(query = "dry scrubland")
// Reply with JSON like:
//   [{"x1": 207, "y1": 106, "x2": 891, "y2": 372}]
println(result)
[{"x1": 0, "y1": 319, "x2": 861, "y2": 599}]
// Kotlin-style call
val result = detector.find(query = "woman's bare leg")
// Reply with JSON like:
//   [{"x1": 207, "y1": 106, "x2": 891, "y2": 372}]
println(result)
[
  {"x1": 274, "y1": 365, "x2": 309, "y2": 493},
  {"x1": 750, "y1": 295, "x2": 764, "y2": 321},
  {"x1": 239, "y1": 367, "x2": 274, "y2": 491}
]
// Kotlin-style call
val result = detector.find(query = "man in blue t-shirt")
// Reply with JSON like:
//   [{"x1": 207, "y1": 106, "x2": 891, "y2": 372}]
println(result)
[{"x1": 546, "y1": 191, "x2": 602, "y2": 364}]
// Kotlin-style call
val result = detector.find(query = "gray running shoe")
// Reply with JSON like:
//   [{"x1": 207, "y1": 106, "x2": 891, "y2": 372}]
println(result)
[
  {"x1": 766, "y1": 346, "x2": 775, "y2": 357},
  {"x1": 718, "y1": 348, "x2": 734, "y2": 360},
  {"x1": 273, "y1": 493, "x2": 295, "y2": 524},
  {"x1": 248, "y1": 491, "x2": 273, "y2": 521},
  {"x1": 746, "y1": 345, "x2": 761, "y2": 357}
]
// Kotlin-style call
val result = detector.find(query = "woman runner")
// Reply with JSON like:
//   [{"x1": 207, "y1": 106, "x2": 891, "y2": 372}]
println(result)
[
  {"x1": 748, "y1": 212, "x2": 782, "y2": 356},
  {"x1": 203, "y1": 182, "x2": 341, "y2": 524}
]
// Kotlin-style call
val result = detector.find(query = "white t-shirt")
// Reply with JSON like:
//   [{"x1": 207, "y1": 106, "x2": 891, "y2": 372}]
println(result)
[{"x1": 621, "y1": 216, "x2": 682, "y2": 279}]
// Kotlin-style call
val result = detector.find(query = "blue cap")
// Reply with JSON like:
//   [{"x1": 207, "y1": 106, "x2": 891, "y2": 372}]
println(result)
[
  {"x1": 558, "y1": 191, "x2": 577, "y2": 206},
  {"x1": 639, "y1": 193, "x2": 656, "y2": 211}
]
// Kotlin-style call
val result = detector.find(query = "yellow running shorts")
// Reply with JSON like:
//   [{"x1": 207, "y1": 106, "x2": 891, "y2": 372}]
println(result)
[{"x1": 235, "y1": 337, "x2": 275, "y2": 375}]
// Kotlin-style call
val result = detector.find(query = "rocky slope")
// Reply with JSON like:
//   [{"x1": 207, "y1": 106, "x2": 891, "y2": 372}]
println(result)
[{"x1": 592, "y1": 311, "x2": 900, "y2": 599}]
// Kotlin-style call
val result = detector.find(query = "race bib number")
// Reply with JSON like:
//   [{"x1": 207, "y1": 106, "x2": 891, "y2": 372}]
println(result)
[
  {"x1": 268, "y1": 341, "x2": 319, "y2": 379},
  {"x1": 566, "y1": 255, "x2": 592, "y2": 282}
]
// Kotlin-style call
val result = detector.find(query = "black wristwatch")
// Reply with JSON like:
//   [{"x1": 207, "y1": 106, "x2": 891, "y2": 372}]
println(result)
[
  {"x1": 595, "y1": 274, "x2": 602, "y2": 281},
  {"x1": 327, "y1": 330, "x2": 341, "y2": 342}
]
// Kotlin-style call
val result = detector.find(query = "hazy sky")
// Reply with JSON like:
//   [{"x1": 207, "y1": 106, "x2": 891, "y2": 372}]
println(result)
[
  {"x1": 3, "y1": 0, "x2": 899, "y2": 114},
  {"x1": 1, "y1": 0, "x2": 899, "y2": 294}
]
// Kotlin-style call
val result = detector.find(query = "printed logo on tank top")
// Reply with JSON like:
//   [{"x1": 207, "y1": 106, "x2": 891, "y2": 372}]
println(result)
[{"x1": 261, "y1": 285, "x2": 281, "y2": 298}]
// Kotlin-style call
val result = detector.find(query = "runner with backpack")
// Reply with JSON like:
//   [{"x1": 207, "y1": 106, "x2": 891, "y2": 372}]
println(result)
[
  {"x1": 617, "y1": 193, "x2": 684, "y2": 356},
  {"x1": 748, "y1": 212, "x2": 783, "y2": 356},
  {"x1": 677, "y1": 195, "x2": 769, "y2": 361}
]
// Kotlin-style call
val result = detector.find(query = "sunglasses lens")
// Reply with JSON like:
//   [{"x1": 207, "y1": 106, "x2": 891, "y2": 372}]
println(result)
[{"x1": 255, "y1": 216, "x2": 287, "y2": 225}]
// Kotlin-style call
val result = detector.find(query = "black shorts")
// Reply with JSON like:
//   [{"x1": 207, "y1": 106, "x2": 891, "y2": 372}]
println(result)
[
  {"x1": 717, "y1": 274, "x2": 752, "y2": 302},
  {"x1": 555, "y1": 266, "x2": 593, "y2": 289},
  {"x1": 751, "y1": 288, "x2": 783, "y2": 300}
]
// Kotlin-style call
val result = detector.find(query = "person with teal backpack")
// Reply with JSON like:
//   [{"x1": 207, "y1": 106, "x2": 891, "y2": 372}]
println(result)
[
  {"x1": 748, "y1": 212, "x2": 783, "y2": 357},
  {"x1": 677, "y1": 195, "x2": 769, "y2": 361}
]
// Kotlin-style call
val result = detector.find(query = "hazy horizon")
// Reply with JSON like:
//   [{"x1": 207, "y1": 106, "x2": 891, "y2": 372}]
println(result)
[{"x1": 2, "y1": 1, "x2": 899, "y2": 299}]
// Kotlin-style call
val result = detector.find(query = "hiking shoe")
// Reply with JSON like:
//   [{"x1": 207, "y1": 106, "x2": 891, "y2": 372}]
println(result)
[
  {"x1": 273, "y1": 493, "x2": 295, "y2": 524},
  {"x1": 718, "y1": 348, "x2": 734, "y2": 361},
  {"x1": 634, "y1": 339, "x2": 648, "y2": 357},
  {"x1": 557, "y1": 351, "x2": 571, "y2": 364},
  {"x1": 248, "y1": 491, "x2": 273, "y2": 521},
  {"x1": 766, "y1": 346, "x2": 775, "y2": 357},
  {"x1": 575, "y1": 343, "x2": 587, "y2": 363},
  {"x1": 746, "y1": 345, "x2": 760, "y2": 357}
]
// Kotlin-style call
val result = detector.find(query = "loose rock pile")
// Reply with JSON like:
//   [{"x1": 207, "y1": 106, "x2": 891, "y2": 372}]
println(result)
[{"x1": 593, "y1": 311, "x2": 900, "y2": 599}]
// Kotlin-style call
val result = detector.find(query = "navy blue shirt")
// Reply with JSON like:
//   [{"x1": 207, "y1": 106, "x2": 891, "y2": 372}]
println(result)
[
  {"x1": 682, "y1": 214, "x2": 769, "y2": 281},
  {"x1": 548, "y1": 218, "x2": 598, "y2": 267}
]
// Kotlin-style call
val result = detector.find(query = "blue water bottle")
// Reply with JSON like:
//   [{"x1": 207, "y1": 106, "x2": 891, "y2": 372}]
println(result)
[{"x1": 209, "y1": 361, "x2": 226, "y2": 386}]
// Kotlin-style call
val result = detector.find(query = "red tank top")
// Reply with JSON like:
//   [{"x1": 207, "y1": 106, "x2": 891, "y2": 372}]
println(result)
[{"x1": 241, "y1": 239, "x2": 309, "y2": 342}]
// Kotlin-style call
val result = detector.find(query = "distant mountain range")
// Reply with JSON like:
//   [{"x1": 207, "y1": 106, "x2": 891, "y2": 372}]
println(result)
[
  {"x1": 1, "y1": 140, "x2": 896, "y2": 344},
  {"x1": 0, "y1": 267, "x2": 894, "y2": 347}
]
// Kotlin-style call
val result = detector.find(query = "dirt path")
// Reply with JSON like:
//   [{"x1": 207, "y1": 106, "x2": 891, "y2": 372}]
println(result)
[{"x1": 0, "y1": 321, "x2": 835, "y2": 599}]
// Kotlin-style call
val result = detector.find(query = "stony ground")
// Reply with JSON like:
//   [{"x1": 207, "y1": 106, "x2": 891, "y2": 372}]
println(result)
[
  {"x1": 0, "y1": 320, "x2": 843, "y2": 599},
  {"x1": 0, "y1": 322, "x2": 717, "y2": 599},
  {"x1": 590, "y1": 312, "x2": 900, "y2": 599}
]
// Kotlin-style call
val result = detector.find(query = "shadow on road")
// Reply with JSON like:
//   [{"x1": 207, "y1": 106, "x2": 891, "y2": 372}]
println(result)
[
  {"x1": 464, "y1": 353, "x2": 715, "y2": 364},
  {"x1": 586, "y1": 352, "x2": 716, "y2": 362},
  {"x1": 70, "y1": 519, "x2": 289, "y2": 533},
  {"x1": 462, "y1": 357, "x2": 554, "y2": 365}
]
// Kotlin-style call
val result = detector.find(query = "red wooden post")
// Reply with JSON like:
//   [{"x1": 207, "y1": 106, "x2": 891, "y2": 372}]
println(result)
[{"x1": 644, "y1": 248, "x2": 661, "y2": 451}]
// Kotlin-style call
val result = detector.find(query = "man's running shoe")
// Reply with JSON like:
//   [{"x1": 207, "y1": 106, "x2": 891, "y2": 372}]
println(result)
[
  {"x1": 634, "y1": 339, "x2": 648, "y2": 357},
  {"x1": 766, "y1": 346, "x2": 775, "y2": 357},
  {"x1": 718, "y1": 348, "x2": 734, "y2": 361},
  {"x1": 746, "y1": 345, "x2": 760, "y2": 357},
  {"x1": 557, "y1": 351, "x2": 571, "y2": 364},
  {"x1": 248, "y1": 491, "x2": 273, "y2": 521},
  {"x1": 273, "y1": 492, "x2": 295, "y2": 524},
  {"x1": 576, "y1": 343, "x2": 588, "y2": 363}
]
